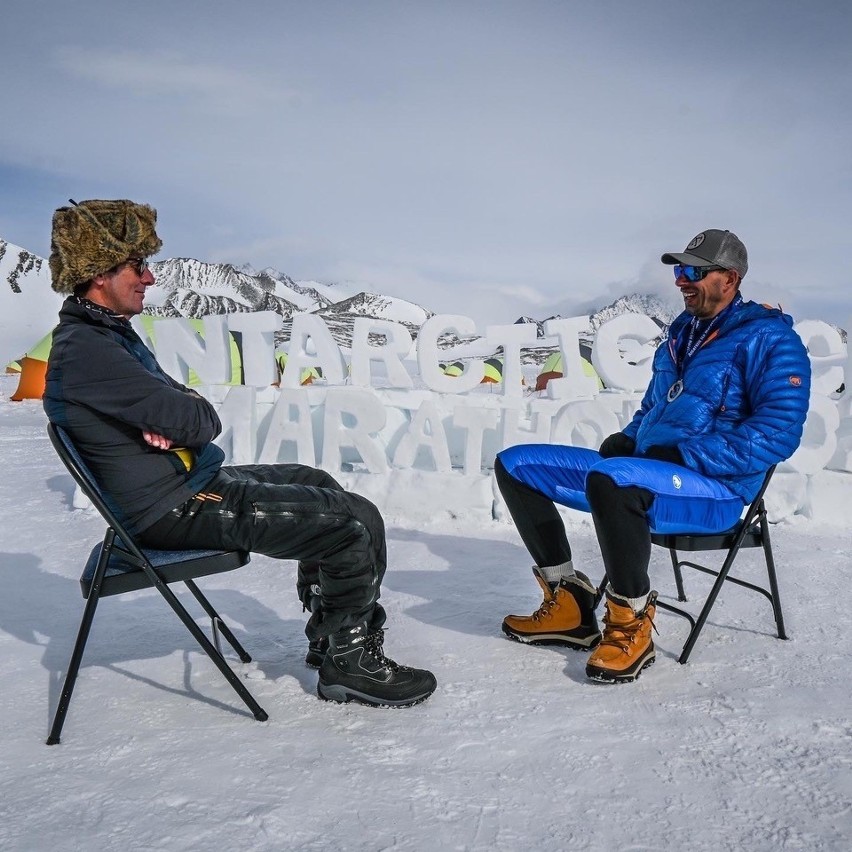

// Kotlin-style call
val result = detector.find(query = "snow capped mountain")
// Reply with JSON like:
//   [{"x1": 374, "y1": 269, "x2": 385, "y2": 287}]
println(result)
[
  {"x1": 0, "y1": 237, "x2": 439, "y2": 360},
  {"x1": 317, "y1": 292, "x2": 432, "y2": 326},
  {"x1": 587, "y1": 293, "x2": 677, "y2": 333},
  {"x1": 255, "y1": 269, "x2": 345, "y2": 312},
  {"x1": 511, "y1": 295, "x2": 675, "y2": 361},
  {"x1": 0, "y1": 239, "x2": 47, "y2": 295},
  {"x1": 12, "y1": 233, "x2": 822, "y2": 368},
  {"x1": 513, "y1": 315, "x2": 548, "y2": 338},
  {"x1": 144, "y1": 258, "x2": 300, "y2": 318},
  {"x1": 0, "y1": 238, "x2": 63, "y2": 363},
  {"x1": 504, "y1": 298, "x2": 672, "y2": 366},
  {"x1": 281, "y1": 292, "x2": 434, "y2": 349}
]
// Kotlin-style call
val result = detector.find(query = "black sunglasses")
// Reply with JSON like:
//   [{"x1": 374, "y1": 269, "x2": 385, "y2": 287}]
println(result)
[{"x1": 124, "y1": 257, "x2": 149, "y2": 276}]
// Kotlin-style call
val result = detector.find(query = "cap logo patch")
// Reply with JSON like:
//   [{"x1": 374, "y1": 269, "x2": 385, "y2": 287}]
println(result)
[
  {"x1": 789, "y1": 376, "x2": 802, "y2": 387},
  {"x1": 672, "y1": 474, "x2": 682, "y2": 489},
  {"x1": 686, "y1": 233, "x2": 706, "y2": 250}
]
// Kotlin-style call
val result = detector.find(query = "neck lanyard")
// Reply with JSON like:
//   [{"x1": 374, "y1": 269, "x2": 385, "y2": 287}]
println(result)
[
  {"x1": 666, "y1": 293, "x2": 742, "y2": 403},
  {"x1": 675, "y1": 292, "x2": 742, "y2": 370}
]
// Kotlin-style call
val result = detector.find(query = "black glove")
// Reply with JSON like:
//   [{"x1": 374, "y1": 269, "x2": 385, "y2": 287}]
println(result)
[
  {"x1": 642, "y1": 445, "x2": 685, "y2": 466},
  {"x1": 598, "y1": 432, "x2": 636, "y2": 458}
]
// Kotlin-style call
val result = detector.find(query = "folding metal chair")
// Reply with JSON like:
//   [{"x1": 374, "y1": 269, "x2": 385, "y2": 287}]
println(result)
[
  {"x1": 651, "y1": 465, "x2": 785, "y2": 664},
  {"x1": 46, "y1": 423, "x2": 268, "y2": 745}
]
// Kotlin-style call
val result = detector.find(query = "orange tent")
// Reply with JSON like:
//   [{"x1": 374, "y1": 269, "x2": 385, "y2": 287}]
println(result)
[
  {"x1": 10, "y1": 356, "x2": 49, "y2": 401},
  {"x1": 9, "y1": 331, "x2": 53, "y2": 401}
]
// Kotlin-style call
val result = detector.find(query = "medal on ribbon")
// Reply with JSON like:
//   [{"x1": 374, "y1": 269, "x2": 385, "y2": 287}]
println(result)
[{"x1": 667, "y1": 379, "x2": 684, "y2": 402}]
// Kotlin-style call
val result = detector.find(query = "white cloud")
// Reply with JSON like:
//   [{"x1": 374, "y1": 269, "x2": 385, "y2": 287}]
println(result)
[
  {"x1": 55, "y1": 47, "x2": 298, "y2": 114},
  {"x1": 0, "y1": 0, "x2": 849, "y2": 326}
]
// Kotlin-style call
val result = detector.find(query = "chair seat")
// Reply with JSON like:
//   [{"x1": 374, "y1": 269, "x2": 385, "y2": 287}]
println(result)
[
  {"x1": 81, "y1": 544, "x2": 249, "y2": 598},
  {"x1": 651, "y1": 520, "x2": 762, "y2": 552}
]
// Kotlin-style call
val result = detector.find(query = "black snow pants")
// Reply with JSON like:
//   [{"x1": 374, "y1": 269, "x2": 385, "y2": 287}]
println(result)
[{"x1": 139, "y1": 464, "x2": 387, "y2": 639}]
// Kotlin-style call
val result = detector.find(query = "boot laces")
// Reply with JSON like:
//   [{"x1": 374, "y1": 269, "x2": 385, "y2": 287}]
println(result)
[
  {"x1": 599, "y1": 607, "x2": 657, "y2": 655},
  {"x1": 532, "y1": 586, "x2": 560, "y2": 621},
  {"x1": 364, "y1": 629, "x2": 402, "y2": 672}
]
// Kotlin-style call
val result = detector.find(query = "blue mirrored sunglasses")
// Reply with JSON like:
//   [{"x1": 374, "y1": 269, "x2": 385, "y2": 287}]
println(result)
[{"x1": 673, "y1": 264, "x2": 724, "y2": 282}]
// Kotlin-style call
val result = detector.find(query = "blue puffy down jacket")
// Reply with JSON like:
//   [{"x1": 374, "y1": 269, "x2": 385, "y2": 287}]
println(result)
[{"x1": 623, "y1": 299, "x2": 811, "y2": 503}]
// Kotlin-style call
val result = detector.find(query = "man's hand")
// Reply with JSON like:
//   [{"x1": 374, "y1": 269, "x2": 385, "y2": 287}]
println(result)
[
  {"x1": 642, "y1": 445, "x2": 685, "y2": 466},
  {"x1": 599, "y1": 432, "x2": 636, "y2": 458},
  {"x1": 143, "y1": 431, "x2": 174, "y2": 450}
]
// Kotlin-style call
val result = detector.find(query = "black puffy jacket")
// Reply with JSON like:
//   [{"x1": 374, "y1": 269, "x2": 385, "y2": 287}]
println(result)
[{"x1": 43, "y1": 297, "x2": 224, "y2": 533}]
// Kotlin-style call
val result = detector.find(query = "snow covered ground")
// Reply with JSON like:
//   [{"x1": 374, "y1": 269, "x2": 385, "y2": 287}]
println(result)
[{"x1": 1, "y1": 374, "x2": 850, "y2": 852}]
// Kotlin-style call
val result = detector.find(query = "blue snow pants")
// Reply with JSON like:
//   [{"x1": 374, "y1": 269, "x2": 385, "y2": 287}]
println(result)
[{"x1": 496, "y1": 444, "x2": 746, "y2": 597}]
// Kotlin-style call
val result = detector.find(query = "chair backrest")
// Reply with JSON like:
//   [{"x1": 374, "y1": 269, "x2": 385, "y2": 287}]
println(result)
[
  {"x1": 49, "y1": 423, "x2": 100, "y2": 497},
  {"x1": 47, "y1": 423, "x2": 146, "y2": 560},
  {"x1": 735, "y1": 464, "x2": 776, "y2": 536}
]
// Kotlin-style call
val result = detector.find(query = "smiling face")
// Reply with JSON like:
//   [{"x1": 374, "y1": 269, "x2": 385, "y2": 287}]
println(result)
[
  {"x1": 85, "y1": 258, "x2": 155, "y2": 317},
  {"x1": 676, "y1": 267, "x2": 739, "y2": 319}
]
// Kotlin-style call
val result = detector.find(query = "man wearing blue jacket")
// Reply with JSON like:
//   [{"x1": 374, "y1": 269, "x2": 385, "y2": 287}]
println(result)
[{"x1": 496, "y1": 229, "x2": 811, "y2": 683}]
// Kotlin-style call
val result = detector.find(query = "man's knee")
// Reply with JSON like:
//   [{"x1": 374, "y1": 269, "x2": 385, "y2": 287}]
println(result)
[
  {"x1": 586, "y1": 471, "x2": 617, "y2": 509},
  {"x1": 314, "y1": 469, "x2": 344, "y2": 491},
  {"x1": 586, "y1": 471, "x2": 654, "y2": 515},
  {"x1": 304, "y1": 491, "x2": 385, "y2": 573},
  {"x1": 494, "y1": 456, "x2": 514, "y2": 493},
  {"x1": 343, "y1": 491, "x2": 384, "y2": 529}
]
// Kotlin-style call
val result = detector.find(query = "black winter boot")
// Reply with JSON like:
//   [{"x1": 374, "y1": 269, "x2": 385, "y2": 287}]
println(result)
[{"x1": 318, "y1": 623, "x2": 437, "y2": 707}]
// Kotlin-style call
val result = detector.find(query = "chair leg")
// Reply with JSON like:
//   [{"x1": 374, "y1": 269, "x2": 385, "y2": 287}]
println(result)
[
  {"x1": 148, "y1": 575, "x2": 268, "y2": 721},
  {"x1": 677, "y1": 548, "x2": 741, "y2": 664},
  {"x1": 760, "y1": 516, "x2": 787, "y2": 640},
  {"x1": 47, "y1": 530, "x2": 116, "y2": 745},
  {"x1": 184, "y1": 579, "x2": 253, "y2": 663},
  {"x1": 670, "y1": 549, "x2": 687, "y2": 601},
  {"x1": 47, "y1": 591, "x2": 101, "y2": 745}
]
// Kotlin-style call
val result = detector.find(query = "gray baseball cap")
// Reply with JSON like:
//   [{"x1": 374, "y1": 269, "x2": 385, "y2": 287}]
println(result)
[{"x1": 661, "y1": 229, "x2": 748, "y2": 278}]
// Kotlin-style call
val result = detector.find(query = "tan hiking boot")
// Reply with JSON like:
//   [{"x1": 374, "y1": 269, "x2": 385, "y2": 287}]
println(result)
[
  {"x1": 586, "y1": 590, "x2": 657, "y2": 683},
  {"x1": 502, "y1": 569, "x2": 602, "y2": 650}
]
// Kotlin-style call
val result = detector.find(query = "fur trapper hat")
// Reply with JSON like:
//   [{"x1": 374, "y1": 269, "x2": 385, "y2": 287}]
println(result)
[{"x1": 49, "y1": 199, "x2": 162, "y2": 293}]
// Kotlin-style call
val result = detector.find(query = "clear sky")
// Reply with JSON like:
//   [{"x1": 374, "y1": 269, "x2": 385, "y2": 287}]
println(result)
[{"x1": 1, "y1": 0, "x2": 850, "y2": 324}]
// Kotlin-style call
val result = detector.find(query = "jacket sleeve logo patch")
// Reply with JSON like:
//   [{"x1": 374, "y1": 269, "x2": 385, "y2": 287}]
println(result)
[{"x1": 789, "y1": 376, "x2": 802, "y2": 387}]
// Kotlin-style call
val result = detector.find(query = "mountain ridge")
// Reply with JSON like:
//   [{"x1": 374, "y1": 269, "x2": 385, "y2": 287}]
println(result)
[{"x1": 7, "y1": 235, "x2": 838, "y2": 363}]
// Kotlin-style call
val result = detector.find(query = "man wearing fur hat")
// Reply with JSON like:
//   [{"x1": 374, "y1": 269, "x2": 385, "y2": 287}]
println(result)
[{"x1": 43, "y1": 199, "x2": 436, "y2": 708}]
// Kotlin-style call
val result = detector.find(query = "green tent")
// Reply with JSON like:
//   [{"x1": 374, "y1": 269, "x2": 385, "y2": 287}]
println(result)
[
  {"x1": 5, "y1": 329, "x2": 53, "y2": 373},
  {"x1": 441, "y1": 361, "x2": 465, "y2": 377},
  {"x1": 275, "y1": 350, "x2": 324, "y2": 385},
  {"x1": 535, "y1": 351, "x2": 603, "y2": 391},
  {"x1": 138, "y1": 315, "x2": 243, "y2": 386},
  {"x1": 481, "y1": 357, "x2": 503, "y2": 384}
]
